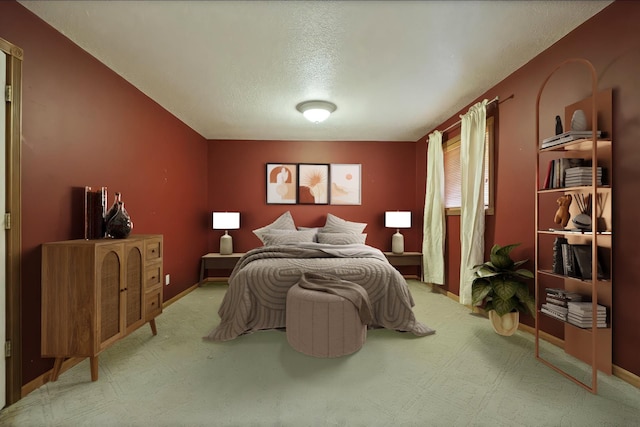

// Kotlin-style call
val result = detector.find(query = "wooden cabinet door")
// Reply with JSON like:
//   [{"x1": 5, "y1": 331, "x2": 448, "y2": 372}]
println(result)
[
  {"x1": 96, "y1": 243, "x2": 123, "y2": 351},
  {"x1": 124, "y1": 240, "x2": 145, "y2": 335}
]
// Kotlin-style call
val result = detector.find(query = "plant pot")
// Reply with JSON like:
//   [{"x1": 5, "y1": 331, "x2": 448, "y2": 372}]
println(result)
[{"x1": 488, "y1": 311, "x2": 519, "y2": 336}]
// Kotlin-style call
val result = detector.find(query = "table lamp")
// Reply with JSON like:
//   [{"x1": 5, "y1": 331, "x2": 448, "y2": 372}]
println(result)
[
  {"x1": 384, "y1": 211, "x2": 411, "y2": 254},
  {"x1": 212, "y1": 212, "x2": 240, "y2": 255}
]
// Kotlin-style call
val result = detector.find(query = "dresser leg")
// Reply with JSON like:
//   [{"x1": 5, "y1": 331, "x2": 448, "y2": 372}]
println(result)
[
  {"x1": 199, "y1": 261, "x2": 205, "y2": 286},
  {"x1": 149, "y1": 318, "x2": 157, "y2": 336},
  {"x1": 51, "y1": 357, "x2": 63, "y2": 381},
  {"x1": 90, "y1": 356, "x2": 99, "y2": 381}
]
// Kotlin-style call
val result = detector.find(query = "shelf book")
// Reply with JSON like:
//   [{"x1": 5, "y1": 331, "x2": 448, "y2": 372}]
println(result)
[
  {"x1": 571, "y1": 244, "x2": 607, "y2": 280},
  {"x1": 552, "y1": 243, "x2": 607, "y2": 281},
  {"x1": 541, "y1": 130, "x2": 602, "y2": 149},
  {"x1": 542, "y1": 158, "x2": 589, "y2": 189},
  {"x1": 541, "y1": 304, "x2": 567, "y2": 321},
  {"x1": 542, "y1": 288, "x2": 582, "y2": 321},
  {"x1": 564, "y1": 166, "x2": 603, "y2": 187},
  {"x1": 567, "y1": 302, "x2": 607, "y2": 328},
  {"x1": 545, "y1": 287, "x2": 583, "y2": 303},
  {"x1": 561, "y1": 243, "x2": 580, "y2": 278}
]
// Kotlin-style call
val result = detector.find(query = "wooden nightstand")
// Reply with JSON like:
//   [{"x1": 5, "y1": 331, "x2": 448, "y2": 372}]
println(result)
[
  {"x1": 199, "y1": 252, "x2": 245, "y2": 284},
  {"x1": 383, "y1": 252, "x2": 422, "y2": 279}
]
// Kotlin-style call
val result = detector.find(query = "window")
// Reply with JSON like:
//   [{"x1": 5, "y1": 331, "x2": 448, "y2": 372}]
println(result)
[{"x1": 443, "y1": 116, "x2": 494, "y2": 216}]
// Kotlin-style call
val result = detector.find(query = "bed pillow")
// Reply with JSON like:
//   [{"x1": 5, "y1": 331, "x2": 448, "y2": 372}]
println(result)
[
  {"x1": 252, "y1": 211, "x2": 297, "y2": 244},
  {"x1": 316, "y1": 232, "x2": 367, "y2": 245},
  {"x1": 297, "y1": 226, "x2": 321, "y2": 242},
  {"x1": 322, "y1": 213, "x2": 367, "y2": 234},
  {"x1": 297, "y1": 226, "x2": 321, "y2": 233},
  {"x1": 262, "y1": 229, "x2": 317, "y2": 246}
]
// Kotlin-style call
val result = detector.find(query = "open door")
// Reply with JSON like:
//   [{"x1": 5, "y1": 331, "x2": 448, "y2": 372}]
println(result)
[
  {"x1": 1, "y1": 36, "x2": 23, "y2": 408},
  {"x1": 1, "y1": 46, "x2": 6, "y2": 411}
]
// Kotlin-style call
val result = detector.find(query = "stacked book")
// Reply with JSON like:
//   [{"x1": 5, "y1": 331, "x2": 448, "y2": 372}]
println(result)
[
  {"x1": 541, "y1": 130, "x2": 602, "y2": 149},
  {"x1": 561, "y1": 243, "x2": 580, "y2": 278},
  {"x1": 543, "y1": 158, "x2": 585, "y2": 189},
  {"x1": 541, "y1": 303, "x2": 568, "y2": 321},
  {"x1": 567, "y1": 301, "x2": 607, "y2": 328},
  {"x1": 564, "y1": 166, "x2": 603, "y2": 187},
  {"x1": 541, "y1": 288, "x2": 583, "y2": 321}
]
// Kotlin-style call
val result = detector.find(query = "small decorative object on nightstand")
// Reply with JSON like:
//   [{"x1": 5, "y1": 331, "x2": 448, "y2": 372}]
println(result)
[
  {"x1": 385, "y1": 211, "x2": 411, "y2": 254},
  {"x1": 213, "y1": 212, "x2": 240, "y2": 255}
]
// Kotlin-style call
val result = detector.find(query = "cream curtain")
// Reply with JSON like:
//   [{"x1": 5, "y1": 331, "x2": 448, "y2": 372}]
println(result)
[
  {"x1": 459, "y1": 100, "x2": 488, "y2": 305},
  {"x1": 422, "y1": 131, "x2": 445, "y2": 284}
]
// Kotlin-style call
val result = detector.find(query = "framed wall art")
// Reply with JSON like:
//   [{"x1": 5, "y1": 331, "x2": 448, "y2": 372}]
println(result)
[
  {"x1": 298, "y1": 163, "x2": 329, "y2": 204},
  {"x1": 330, "y1": 164, "x2": 361, "y2": 205},
  {"x1": 266, "y1": 163, "x2": 298, "y2": 204}
]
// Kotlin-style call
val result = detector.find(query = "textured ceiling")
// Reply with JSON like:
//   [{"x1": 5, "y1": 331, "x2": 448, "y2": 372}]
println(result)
[{"x1": 19, "y1": 0, "x2": 612, "y2": 141}]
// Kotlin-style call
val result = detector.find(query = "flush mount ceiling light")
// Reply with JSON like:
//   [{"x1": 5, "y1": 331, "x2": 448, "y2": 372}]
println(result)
[{"x1": 296, "y1": 100, "x2": 337, "y2": 123}]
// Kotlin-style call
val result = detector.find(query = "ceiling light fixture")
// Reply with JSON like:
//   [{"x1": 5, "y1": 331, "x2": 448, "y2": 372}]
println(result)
[{"x1": 296, "y1": 100, "x2": 337, "y2": 123}]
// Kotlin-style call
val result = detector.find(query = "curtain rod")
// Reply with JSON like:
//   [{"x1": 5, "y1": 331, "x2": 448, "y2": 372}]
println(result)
[{"x1": 439, "y1": 95, "x2": 510, "y2": 134}]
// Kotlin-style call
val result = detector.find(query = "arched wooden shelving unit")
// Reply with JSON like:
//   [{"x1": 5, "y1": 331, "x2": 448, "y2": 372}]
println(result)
[{"x1": 534, "y1": 58, "x2": 613, "y2": 394}]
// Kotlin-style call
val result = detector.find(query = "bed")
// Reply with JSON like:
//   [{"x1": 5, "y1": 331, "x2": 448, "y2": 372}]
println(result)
[{"x1": 204, "y1": 241, "x2": 435, "y2": 341}]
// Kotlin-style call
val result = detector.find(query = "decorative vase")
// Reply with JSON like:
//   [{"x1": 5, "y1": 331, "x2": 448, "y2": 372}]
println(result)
[
  {"x1": 106, "y1": 201, "x2": 133, "y2": 239},
  {"x1": 84, "y1": 186, "x2": 107, "y2": 240},
  {"x1": 103, "y1": 192, "x2": 121, "y2": 237},
  {"x1": 570, "y1": 109, "x2": 587, "y2": 131},
  {"x1": 488, "y1": 311, "x2": 519, "y2": 336}
]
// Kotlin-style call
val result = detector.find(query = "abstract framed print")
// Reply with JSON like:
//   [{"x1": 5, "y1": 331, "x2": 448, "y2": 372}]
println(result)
[
  {"x1": 330, "y1": 164, "x2": 361, "y2": 205},
  {"x1": 297, "y1": 163, "x2": 329, "y2": 204},
  {"x1": 266, "y1": 163, "x2": 297, "y2": 204}
]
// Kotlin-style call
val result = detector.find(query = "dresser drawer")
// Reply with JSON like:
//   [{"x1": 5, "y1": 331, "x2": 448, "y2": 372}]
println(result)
[
  {"x1": 145, "y1": 290, "x2": 162, "y2": 320},
  {"x1": 145, "y1": 238, "x2": 162, "y2": 262},
  {"x1": 145, "y1": 264, "x2": 162, "y2": 289}
]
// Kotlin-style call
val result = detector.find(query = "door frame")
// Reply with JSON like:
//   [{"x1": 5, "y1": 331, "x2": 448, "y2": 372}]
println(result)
[{"x1": 1, "y1": 37, "x2": 23, "y2": 406}]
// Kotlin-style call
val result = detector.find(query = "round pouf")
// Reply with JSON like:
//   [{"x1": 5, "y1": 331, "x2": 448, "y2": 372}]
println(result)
[{"x1": 286, "y1": 283, "x2": 366, "y2": 358}]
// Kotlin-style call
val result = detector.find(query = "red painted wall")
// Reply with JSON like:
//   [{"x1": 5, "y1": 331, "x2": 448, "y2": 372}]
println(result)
[
  {"x1": 1, "y1": 2, "x2": 210, "y2": 384},
  {"x1": 417, "y1": 1, "x2": 640, "y2": 376},
  {"x1": 2, "y1": 0, "x2": 639, "y2": 390},
  {"x1": 207, "y1": 139, "x2": 420, "y2": 255}
]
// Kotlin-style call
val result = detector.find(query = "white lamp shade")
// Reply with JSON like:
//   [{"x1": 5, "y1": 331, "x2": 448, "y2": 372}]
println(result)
[
  {"x1": 212, "y1": 212, "x2": 240, "y2": 230},
  {"x1": 385, "y1": 211, "x2": 411, "y2": 229},
  {"x1": 296, "y1": 101, "x2": 337, "y2": 123},
  {"x1": 303, "y1": 108, "x2": 331, "y2": 123}
]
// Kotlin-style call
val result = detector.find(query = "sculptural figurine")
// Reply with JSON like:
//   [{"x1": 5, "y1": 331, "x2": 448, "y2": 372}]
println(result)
[
  {"x1": 553, "y1": 194, "x2": 572, "y2": 228},
  {"x1": 571, "y1": 109, "x2": 587, "y2": 131},
  {"x1": 555, "y1": 115, "x2": 563, "y2": 135}
]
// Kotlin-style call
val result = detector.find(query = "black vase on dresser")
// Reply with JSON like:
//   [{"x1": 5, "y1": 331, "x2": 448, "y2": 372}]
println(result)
[{"x1": 105, "y1": 201, "x2": 133, "y2": 239}]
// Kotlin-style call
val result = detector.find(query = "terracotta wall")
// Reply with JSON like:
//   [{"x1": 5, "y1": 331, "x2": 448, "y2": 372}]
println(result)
[
  {"x1": 1, "y1": 2, "x2": 210, "y2": 384},
  {"x1": 207, "y1": 139, "x2": 420, "y2": 256},
  {"x1": 2, "y1": 0, "x2": 639, "y2": 390},
  {"x1": 416, "y1": 1, "x2": 640, "y2": 377}
]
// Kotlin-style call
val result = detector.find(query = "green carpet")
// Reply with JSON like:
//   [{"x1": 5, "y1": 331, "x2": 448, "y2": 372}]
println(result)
[{"x1": 1, "y1": 280, "x2": 637, "y2": 426}]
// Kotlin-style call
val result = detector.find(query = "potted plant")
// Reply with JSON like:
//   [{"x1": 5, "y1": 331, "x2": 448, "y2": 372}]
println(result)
[{"x1": 471, "y1": 243, "x2": 535, "y2": 336}]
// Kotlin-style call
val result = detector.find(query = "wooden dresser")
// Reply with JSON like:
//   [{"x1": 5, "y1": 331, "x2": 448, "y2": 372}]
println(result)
[{"x1": 41, "y1": 234, "x2": 163, "y2": 381}]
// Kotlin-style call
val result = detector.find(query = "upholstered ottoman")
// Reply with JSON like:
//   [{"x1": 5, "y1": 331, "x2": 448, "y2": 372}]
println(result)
[{"x1": 286, "y1": 283, "x2": 367, "y2": 358}]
